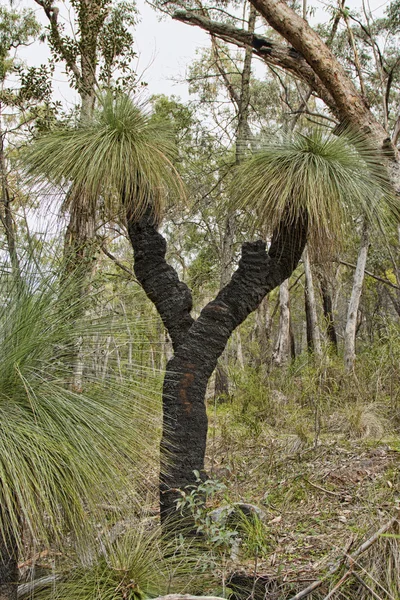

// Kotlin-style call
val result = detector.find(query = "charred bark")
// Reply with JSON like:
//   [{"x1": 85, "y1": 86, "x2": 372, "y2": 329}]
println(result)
[
  {"x1": 128, "y1": 212, "x2": 307, "y2": 522},
  {"x1": 127, "y1": 213, "x2": 194, "y2": 351}
]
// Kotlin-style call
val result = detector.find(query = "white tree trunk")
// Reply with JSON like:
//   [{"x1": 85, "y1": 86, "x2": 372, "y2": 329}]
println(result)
[
  {"x1": 303, "y1": 246, "x2": 322, "y2": 357},
  {"x1": 273, "y1": 279, "x2": 291, "y2": 366},
  {"x1": 344, "y1": 223, "x2": 369, "y2": 371}
]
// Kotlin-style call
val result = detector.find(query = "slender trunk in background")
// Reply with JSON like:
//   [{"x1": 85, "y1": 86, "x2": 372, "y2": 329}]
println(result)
[
  {"x1": 236, "y1": 329, "x2": 245, "y2": 368},
  {"x1": 128, "y1": 211, "x2": 307, "y2": 523},
  {"x1": 317, "y1": 269, "x2": 338, "y2": 352},
  {"x1": 0, "y1": 134, "x2": 20, "y2": 279},
  {"x1": 215, "y1": 213, "x2": 236, "y2": 397},
  {"x1": 62, "y1": 198, "x2": 97, "y2": 391},
  {"x1": 273, "y1": 279, "x2": 292, "y2": 366},
  {"x1": 254, "y1": 295, "x2": 272, "y2": 366},
  {"x1": 344, "y1": 222, "x2": 369, "y2": 371},
  {"x1": 33, "y1": 0, "x2": 107, "y2": 389},
  {"x1": 0, "y1": 126, "x2": 20, "y2": 598},
  {"x1": 303, "y1": 246, "x2": 322, "y2": 356},
  {"x1": 214, "y1": 4, "x2": 256, "y2": 398}
]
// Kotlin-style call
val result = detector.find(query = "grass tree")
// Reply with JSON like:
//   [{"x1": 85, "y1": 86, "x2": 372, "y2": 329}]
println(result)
[
  {"x1": 22, "y1": 97, "x2": 396, "y2": 528},
  {"x1": 37, "y1": 522, "x2": 212, "y2": 600},
  {"x1": 232, "y1": 129, "x2": 396, "y2": 368},
  {"x1": 0, "y1": 263, "x2": 159, "y2": 600}
]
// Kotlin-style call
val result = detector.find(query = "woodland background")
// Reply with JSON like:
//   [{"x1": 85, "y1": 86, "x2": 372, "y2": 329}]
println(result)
[{"x1": 1, "y1": 0, "x2": 400, "y2": 597}]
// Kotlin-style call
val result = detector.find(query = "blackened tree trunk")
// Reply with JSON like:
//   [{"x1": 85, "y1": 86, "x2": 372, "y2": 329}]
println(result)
[
  {"x1": 128, "y1": 211, "x2": 307, "y2": 522},
  {"x1": 0, "y1": 513, "x2": 18, "y2": 600}
]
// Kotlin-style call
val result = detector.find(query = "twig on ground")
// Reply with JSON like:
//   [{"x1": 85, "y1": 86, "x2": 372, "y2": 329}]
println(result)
[
  {"x1": 303, "y1": 478, "x2": 343, "y2": 497},
  {"x1": 322, "y1": 569, "x2": 352, "y2": 599},
  {"x1": 153, "y1": 596, "x2": 226, "y2": 600},
  {"x1": 287, "y1": 513, "x2": 399, "y2": 600},
  {"x1": 352, "y1": 572, "x2": 385, "y2": 600}
]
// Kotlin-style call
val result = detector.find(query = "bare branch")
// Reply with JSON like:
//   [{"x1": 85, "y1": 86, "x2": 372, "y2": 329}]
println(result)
[
  {"x1": 172, "y1": 10, "x2": 338, "y2": 116},
  {"x1": 33, "y1": 0, "x2": 82, "y2": 84},
  {"x1": 288, "y1": 513, "x2": 399, "y2": 600}
]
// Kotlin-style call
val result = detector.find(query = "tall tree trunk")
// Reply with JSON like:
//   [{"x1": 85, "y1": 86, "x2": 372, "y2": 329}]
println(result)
[
  {"x1": 303, "y1": 246, "x2": 322, "y2": 356},
  {"x1": 317, "y1": 269, "x2": 338, "y2": 352},
  {"x1": 127, "y1": 211, "x2": 307, "y2": 522},
  {"x1": 214, "y1": 213, "x2": 236, "y2": 398},
  {"x1": 248, "y1": 0, "x2": 388, "y2": 145},
  {"x1": 273, "y1": 279, "x2": 292, "y2": 366},
  {"x1": 62, "y1": 197, "x2": 97, "y2": 390},
  {"x1": 344, "y1": 222, "x2": 369, "y2": 371},
  {"x1": 254, "y1": 295, "x2": 272, "y2": 366},
  {"x1": 0, "y1": 134, "x2": 20, "y2": 279},
  {"x1": 214, "y1": 5, "x2": 257, "y2": 398},
  {"x1": 0, "y1": 124, "x2": 20, "y2": 600}
]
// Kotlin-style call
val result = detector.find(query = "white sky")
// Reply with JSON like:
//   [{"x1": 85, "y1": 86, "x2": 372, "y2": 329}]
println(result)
[
  {"x1": 13, "y1": 0, "x2": 392, "y2": 106},
  {"x1": 134, "y1": 0, "x2": 209, "y2": 99}
]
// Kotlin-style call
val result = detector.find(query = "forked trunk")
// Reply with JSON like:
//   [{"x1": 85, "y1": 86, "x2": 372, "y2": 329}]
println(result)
[{"x1": 128, "y1": 211, "x2": 307, "y2": 522}]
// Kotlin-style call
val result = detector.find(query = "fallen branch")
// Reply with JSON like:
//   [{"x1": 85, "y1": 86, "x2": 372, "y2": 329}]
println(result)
[
  {"x1": 288, "y1": 513, "x2": 399, "y2": 600},
  {"x1": 322, "y1": 569, "x2": 352, "y2": 599},
  {"x1": 303, "y1": 478, "x2": 342, "y2": 498},
  {"x1": 352, "y1": 573, "x2": 385, "y2": 600}
]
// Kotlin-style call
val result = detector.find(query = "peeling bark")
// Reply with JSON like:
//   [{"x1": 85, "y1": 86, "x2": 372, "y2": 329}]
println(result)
[
  {"x1": 128, "y1": 212, "x2": 307, "y2": 521},
  {"x1": 248, "y1": 0, "x2": 387, "y2": 144}
]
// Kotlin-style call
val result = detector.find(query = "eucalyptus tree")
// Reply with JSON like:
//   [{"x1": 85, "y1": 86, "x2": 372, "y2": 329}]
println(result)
[
  {"x1": 22, "y1": 95, "x2": 395, "y2": 526},
  {"x1": 0, "y1": 5, "x2": 57, "y2": 276},
  {"x1": 31, "y1": 0, "x2": 138, "y2": 278},
  {"x1": 171, "y1": 0, "x2": 400, "y2": 187}
]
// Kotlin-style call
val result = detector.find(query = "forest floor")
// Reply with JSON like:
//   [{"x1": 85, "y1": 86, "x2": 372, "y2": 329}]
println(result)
[{"x1": 203, "y1": 367, "x2": 400, "y2": 599}]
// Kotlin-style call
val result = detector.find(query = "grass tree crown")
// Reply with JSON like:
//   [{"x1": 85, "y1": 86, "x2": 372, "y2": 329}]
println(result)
[
  {"x1": 231, "y1": 128, "x2": 398, "y2": 251},
  {"x1": 0, "y1": 268, "x2": 159, "y2": 552},
  {"x1": 22, "y1": 93, "x2": 185, "y2": 223}
]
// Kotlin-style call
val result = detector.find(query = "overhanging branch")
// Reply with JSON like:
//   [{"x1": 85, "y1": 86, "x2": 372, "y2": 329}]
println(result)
[{"x1": 173, "y1": 9, "x2": 338, "y2": 116}]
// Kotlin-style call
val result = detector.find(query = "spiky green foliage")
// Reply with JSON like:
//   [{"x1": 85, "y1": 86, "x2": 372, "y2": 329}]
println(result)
[
  {"x1": 0, "y1": 269, "x2": 158, "y2": 552},
  {"x1": 40, "y1": 523, "x2": 212, "y2": 600},
  {"x1": 232, "y1": 128, "x2": 397, "y2": 249},
  {"x1": 22, "y1": 93, "x2": 185, "y2": 222}
]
